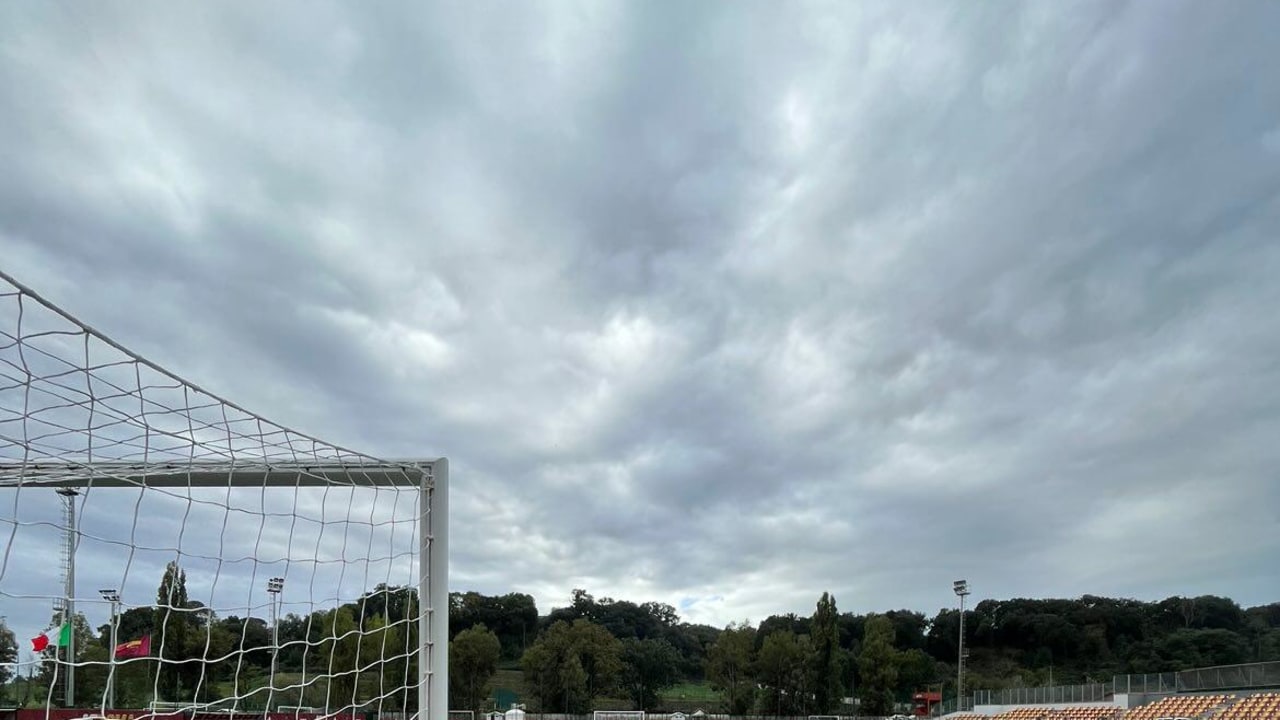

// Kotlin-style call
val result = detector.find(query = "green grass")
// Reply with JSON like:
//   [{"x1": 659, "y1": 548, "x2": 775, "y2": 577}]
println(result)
[
  {"x1": 659, "y1": 682, "x2": 721, "y2": 702},
  {"x1": 490, "y1": 668, "x2": 526, "y2": 694}
]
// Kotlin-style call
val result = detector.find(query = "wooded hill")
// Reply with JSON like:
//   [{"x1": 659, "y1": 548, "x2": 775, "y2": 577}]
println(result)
[
  {"x1": 452, "y1": 589, "x2": 1280, "y2": 714},
  {"x1": 3, "y1": 569, "x2": 1276, "y2": 715}
]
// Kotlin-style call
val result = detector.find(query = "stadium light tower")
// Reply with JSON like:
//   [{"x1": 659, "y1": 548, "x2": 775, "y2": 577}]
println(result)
[
  {"x1": 266, "y1": 576, "x2": 285, "y2": 699},
  {"x1": 100, "y1": 589, "x2": 121, "y2": 709},
  {"x1": 56, "y1": 488, "x2": 79, "y2": 707},
  {"x1": 954, "y1": 580, "x2": 971, "y2": 711}
]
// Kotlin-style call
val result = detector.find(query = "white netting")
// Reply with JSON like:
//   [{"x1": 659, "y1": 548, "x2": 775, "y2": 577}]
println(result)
[{"x1": 0, "y1": 270, "x2": 440, "y2": 717}]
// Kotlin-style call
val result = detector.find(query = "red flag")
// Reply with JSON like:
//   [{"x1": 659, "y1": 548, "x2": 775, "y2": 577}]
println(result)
[
  {"x1": 31, "y1": 634, "x2": 49, "y2": 652},
  {"x1": 114, "y1": 635, "x2": 151, "y2": 659}
]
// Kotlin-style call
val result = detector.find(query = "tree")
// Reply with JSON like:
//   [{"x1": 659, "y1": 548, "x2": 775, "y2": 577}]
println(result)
[
  {"x1": 706, "y1": 622, "x2": 756, "y2": 714},
  {"x1": 666, "y1": 622, "x2": 720, "y2": 681},
  {"x1": 810, "y1": 592, "x2": 842, "y2": 713},
  {"x1": 521, "y1": 619, "x2": 622, "y2": 712},
  {"x1": 884, "y1": 610, "x2": 929, "y2": 652},
  {"x1": 858, "y1": 614, "x2": 900, "y2": 715},
  {"x1": 755, "y1": 630, "x2": 811, "y2": 715},
  {"x1": 317, "y1": 606, "x2": 360, "y2": 707},
  {"x1": 896, "y1": 648, "x2": 939, "y2": 699},
  {"x1": 155, "y1": 560, "x2": 193, "y2": 700},
  {"x1": 620, "y1": 637, "x2": 680, "y2": 710},
  {"x1": 545, "y1": 591, "x2": 679, "y2": 642},
  {"x1": 1156, "y1": 628, "x2": 1249, "y2": 668},
  {"x1": 451, "y1": 624, "x2": 501, "y2": 713},
  {"x1": 757, "y1": 613, "x2": 811, "y2": 648},
  {"x1": 0, "y1": 618, "x2": 16, "y2": 685},
  {"x1": 451, "y1": 591, "x2": 539, "y2": 659},
  {"x1": 216, "y1": 615, "x2": 271, "y2": 671}
]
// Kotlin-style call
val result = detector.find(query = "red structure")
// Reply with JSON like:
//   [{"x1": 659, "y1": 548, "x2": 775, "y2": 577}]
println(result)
[{"x1": 913, "y1": 690, "x2": 942, "y2": 716}]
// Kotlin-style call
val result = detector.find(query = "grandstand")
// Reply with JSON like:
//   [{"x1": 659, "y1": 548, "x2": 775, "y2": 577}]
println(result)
[
  {"x1": 991, "y1": 709, "x2": 1120, "y2": 720},
  {"x1": 993, "y1": 710, "x2": 1049, "y2": 720},
  {"x1": 1215, "y1": 692, "x2": 1280, "y2": 720},
  {"x1": 947, "y1": 691, "x2": 1280, "y2": 719},
  {"x1": 956, "y1": 661, "x2": 1280, "y2": 720},
  {"x1": 1055, "y1": 708, "x2": 1121, "y2": 720},
  {"x1": 1122, "y1": 694, "x2": 1233, "y2": 719}
]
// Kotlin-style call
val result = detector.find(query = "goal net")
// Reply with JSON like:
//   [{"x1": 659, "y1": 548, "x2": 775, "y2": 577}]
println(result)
[{"x1": 0, "y1": 271, "x2": 447, "y2": 720}]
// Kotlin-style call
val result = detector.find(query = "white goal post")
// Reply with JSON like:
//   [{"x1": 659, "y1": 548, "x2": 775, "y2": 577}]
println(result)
[
  {"x1": 0, "y1": 270, "x2": 448, "y2": 720},
  {"x1": 593, "y1": 712, "x2": 646, "y2": 720}
]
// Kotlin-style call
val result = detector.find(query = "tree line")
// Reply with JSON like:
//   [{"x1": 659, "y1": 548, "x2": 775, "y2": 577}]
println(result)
[
  {"x1": 458, "y1": 590, "x2": 1280, "y2": 716},
  {"x1": 2, "y1": 572, "x2": 1277, "y2": 716}
]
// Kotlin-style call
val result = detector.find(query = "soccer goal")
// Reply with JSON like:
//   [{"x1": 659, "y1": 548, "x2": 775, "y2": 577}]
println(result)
[
  {"x1": 594, "y1": 712, "x2": 645, "y2": 720},
  {"x1": 0, "y1": 270, "x2": 448, "y2": 720}
]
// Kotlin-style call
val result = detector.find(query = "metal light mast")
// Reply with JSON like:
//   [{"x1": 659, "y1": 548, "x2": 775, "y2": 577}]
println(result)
[
  {"x1": 100, "y1": 589, "x2": 121, "y2": 709},
  {"x1": 57, "y1": 488, "x2": 79, "y2": 707},
  {"x1": 954, "y1": 579, "x2": 971, "y2": 712}
]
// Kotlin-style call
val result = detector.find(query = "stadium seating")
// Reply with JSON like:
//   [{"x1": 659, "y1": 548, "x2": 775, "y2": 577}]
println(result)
[
  {"x1": 1048, "y1": 706, "x2": 1123, "y2": 720},
  {"x1": 1212, "y1": 692, "x2": 1280, "y2": 720},
  {"x1": 994, "y1": 709, "x2": 1053, "y2": 720},
  {"x1": 1123, "y1": 694, "x2": 1233, "y2": 719}
]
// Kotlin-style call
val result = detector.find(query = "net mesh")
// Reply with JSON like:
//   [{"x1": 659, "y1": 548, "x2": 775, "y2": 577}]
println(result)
[{"x1": 0, "y1": 270, "x2": 434, "y2": 717}]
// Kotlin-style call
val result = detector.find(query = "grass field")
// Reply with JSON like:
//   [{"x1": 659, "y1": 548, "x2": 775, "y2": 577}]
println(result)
[{"x1": 659, "y1": 682, "x2": 721, "y2": 703}]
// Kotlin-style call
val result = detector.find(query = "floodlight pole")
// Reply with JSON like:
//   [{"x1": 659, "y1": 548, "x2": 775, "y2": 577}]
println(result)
[
  {"x1": 58, "y1": 488, "x2": 79, "y2": 708},
  {"x1": 954, "y1": 580, "x2": 970, "y2": 712},
  {"x1": 267, "y1": 577, "x2": 284, "y2": 711},
  {"x1": 100, "y1": 590, "x2": 121, "y2": 709}
]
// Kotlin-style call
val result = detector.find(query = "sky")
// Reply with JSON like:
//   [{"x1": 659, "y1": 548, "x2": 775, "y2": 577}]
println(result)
[{"x1": 2, "y1": 0, "x2": 1280, "y2": 658}]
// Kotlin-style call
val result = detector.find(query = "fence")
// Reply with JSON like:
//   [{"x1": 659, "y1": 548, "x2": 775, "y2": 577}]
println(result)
[
  {"x1": 936, "y1": 696, "x2": 974, "y2": 715},
  {"x1": 965, "y1": 661, "x2": 1280, "y2": 710},
  {"x1": 972, "y1": 682, "x2": 1114, "y2": 706},
  {"x1": 1114, "y1": 661, "x2": 1280, "y2": 694}
]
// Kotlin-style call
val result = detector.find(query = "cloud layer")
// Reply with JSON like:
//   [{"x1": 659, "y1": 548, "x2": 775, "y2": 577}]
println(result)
[{"x1": 2, "y1": 0, "x2": 1279, "y2": 646}]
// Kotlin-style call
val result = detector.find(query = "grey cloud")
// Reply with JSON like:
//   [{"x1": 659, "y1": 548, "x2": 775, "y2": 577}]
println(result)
[{"x1": 2, "y1": 0, "x2": 1279, "y2": 641}]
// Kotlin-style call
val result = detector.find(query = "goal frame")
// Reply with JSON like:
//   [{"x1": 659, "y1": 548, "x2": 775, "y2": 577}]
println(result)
[
  {"x1": 592, "y1": 712, "x2": 646, "y2": 720},
  {"x1": 0, "y1": 458, "x2": 449, "y2": 720}
]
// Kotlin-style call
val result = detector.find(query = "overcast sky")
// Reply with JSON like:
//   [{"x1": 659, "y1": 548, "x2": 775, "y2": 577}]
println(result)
[{"x1": 2, "y1": 1, "x2": 1279, "y2": 652}]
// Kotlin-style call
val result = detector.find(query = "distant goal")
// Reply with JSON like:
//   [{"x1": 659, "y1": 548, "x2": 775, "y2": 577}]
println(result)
[
  {"x1": 594, "y1": 712, "x2": 645, "y2": 720},
  {"x1": 0, "y1": 270, "x2": 449, "y2": 720}
]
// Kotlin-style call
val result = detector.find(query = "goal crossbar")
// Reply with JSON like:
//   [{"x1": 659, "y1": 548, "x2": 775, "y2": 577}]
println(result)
[{"x1": 0, "y1": 459, "x2": 438, "y2": 488}]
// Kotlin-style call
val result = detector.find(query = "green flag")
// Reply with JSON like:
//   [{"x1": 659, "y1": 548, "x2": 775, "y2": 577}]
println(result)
[{"x1": 55, "y1": 622, "x2": 71, "y2": 647}]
